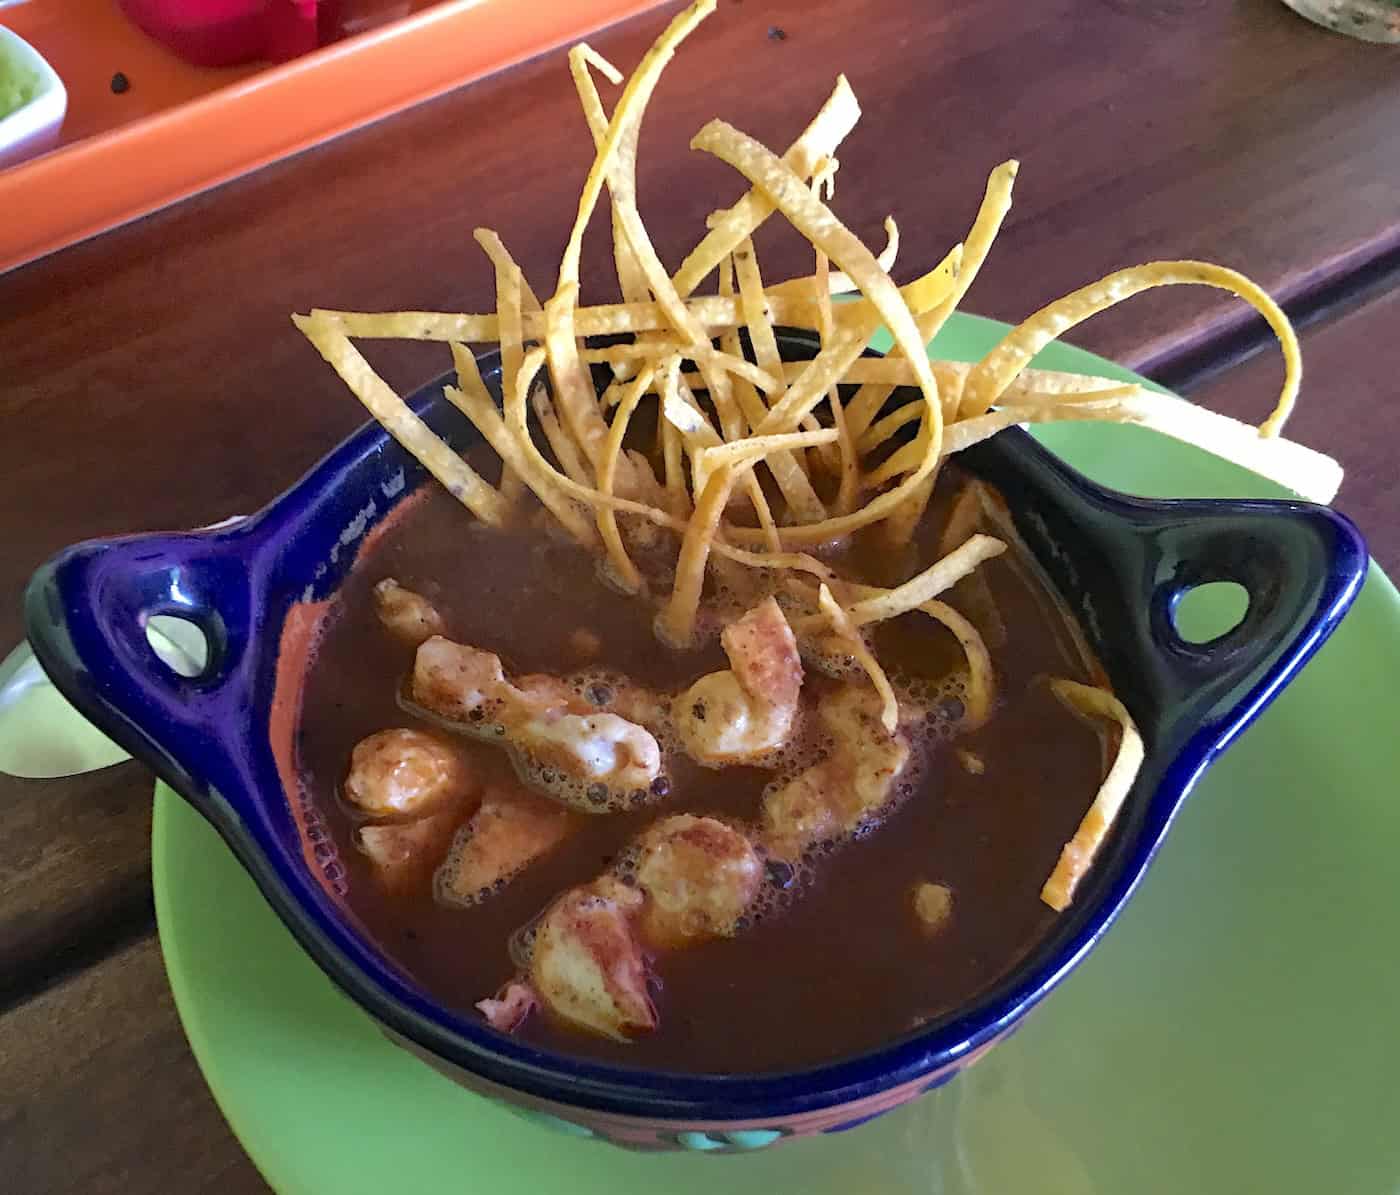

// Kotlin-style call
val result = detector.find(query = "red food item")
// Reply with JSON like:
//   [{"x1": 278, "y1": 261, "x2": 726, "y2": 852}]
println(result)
[{"x1": 116, "y1": 0, "x2": 341, "y2": 67}]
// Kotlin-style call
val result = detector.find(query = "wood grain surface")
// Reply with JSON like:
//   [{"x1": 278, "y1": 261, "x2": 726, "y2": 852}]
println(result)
[
  {"x1": 1186, "y1": 278, "x2": 1400, "y2": 573},
  {"x1": 0, "y1": 763, "x2": 153, "y2": 1007},
  {"x1": 2, "y1": 0, "x2": 1397, "y2": 1189},
  {"x1": 0, "y1": 937, "x2": 266, "y2": 1193}
]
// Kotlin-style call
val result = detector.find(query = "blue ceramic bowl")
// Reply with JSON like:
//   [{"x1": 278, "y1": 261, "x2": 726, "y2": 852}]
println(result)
[{"x1": 25, "y1": 332, "x2": 1367, "y2": 1151}]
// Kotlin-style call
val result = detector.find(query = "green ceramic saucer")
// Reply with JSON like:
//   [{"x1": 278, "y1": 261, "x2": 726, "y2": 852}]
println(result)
[{"x1": 153, "y1": 314, "x2": 1400, "y2": 1193}]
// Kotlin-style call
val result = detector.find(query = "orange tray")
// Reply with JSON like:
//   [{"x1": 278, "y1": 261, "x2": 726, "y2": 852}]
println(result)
[{"x1": 0, "y1": 0, "x2": 666, "y2": 273}]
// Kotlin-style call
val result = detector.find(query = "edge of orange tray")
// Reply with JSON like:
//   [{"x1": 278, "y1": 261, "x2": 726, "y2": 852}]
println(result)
[{"x1": 0, "y1": 0, "x2": 665, "y2": 274}]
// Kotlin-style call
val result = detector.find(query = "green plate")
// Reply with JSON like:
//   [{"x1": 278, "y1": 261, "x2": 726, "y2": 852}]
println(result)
[{"x1": 153, "y1": 314, "x2": 1400, "y2": 1193}]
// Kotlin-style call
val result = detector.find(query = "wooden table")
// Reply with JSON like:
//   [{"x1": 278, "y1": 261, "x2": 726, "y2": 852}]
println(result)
[{"x1": 3, "y1": 1, "x2": 1398, "y2": 1189}]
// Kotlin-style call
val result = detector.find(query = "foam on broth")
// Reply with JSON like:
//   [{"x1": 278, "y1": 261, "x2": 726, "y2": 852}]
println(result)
[{"x1": 294, "y1": 450, "x2": 1107, "y2": 1073}]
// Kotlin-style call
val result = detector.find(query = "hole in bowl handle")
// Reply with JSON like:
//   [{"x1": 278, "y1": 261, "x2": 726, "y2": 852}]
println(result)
[
  {"x1": 23, "y1": 525, "x2": 257, "y2": 801},
  {"x1": 1142, "y1": 502, "x2": 1366, "y2": 721}
]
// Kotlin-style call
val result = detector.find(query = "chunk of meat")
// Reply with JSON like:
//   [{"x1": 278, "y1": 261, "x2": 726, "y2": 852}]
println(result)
[
  {"x1": 956, "y1": 748, "x2": 985, "y2": 775},
  {"x1": 437, "y1": 786, "x2": 575, "y2": 905},
  {"x1": 633, "y1": 815, "x2": 762, "y2": 948},
  {"x1": 912, "y1": 882, "x2": 954, "y2": 934},
  {"x1": 343, "y1": 728, "x2": 474, "y2": 817},
  {"x1": 674, "y1": 598, "x2": 803, "y2": 765},
  {"x1": 373, "y1": 578, "x2": 445, "y2": 645},
  {"x1": 523, "y1": 711, "x2": 661, "y2": 790},
  {"x1": 486, "y1": 818, "x2": 757, "y2": 1040},
  {"x1": 475, "y1": 982, "x2": 538, "y2": 1033},
  {"x1": 528, "y1": 880, "x2": 655, "y2": 1041},
  {"x1": 761, "y1": 686, "x2": 911, "y2": 858},
  {"x1": 725, "y1": 597, "x2": 805, "y2": 709},
  {"x1": 413, "y1": 637, "x2": 662, "y2": 798},
  {"x1": 757, "y1": 766, "x2": 839, "y2": 857},
  {"x1": 356, "y1": 807, "x2": 465, "y2": 893},
  {"x1": 413, "y1": 637, "x2": 512, "y2": 720}
]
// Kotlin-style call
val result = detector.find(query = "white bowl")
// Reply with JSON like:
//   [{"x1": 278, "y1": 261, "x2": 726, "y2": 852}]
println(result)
[{"x1": 0, "y1": 27, "x2": 66, "y2": 171}]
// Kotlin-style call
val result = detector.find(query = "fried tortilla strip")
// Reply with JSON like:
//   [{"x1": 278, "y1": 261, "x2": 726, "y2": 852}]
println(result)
[
  {"x1": 445, "y1": 343, "x2": 597, "y2": 545},
  {"x1": 672, "y1": 75, "x2": 862, "y2": 297},
  {"x1": 543, "y1": 1, "x2": 717, "y2": 471},
  {"x1": 1040, "y1": 680, "x2": 1145, "y2": 912},
  {"x1": 818, "y1": 584, "x2": 898, "y2": 733},
  {"x1": 958, "y1": 260, "x2": 1301, "y2": 437},
  {"x1": 292, "y1": 315, "x2": 508, "y2": 527}
]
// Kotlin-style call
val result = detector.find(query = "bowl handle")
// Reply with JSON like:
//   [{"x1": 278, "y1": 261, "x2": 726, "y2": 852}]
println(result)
[
  {"x1": 24, "y1": 523, "x2": 262, "y2": 817},
  {"x1": 1129, "y1": 500, "x2": 1367, "y2": 740},
  {"x1": 965, "y1": 430, "x2": 1367, "y2": 743}
]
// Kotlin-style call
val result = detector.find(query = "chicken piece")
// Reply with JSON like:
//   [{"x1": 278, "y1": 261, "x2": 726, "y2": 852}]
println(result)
[
  {"x1": 437, "y1": 785, "x2": 575, "y2": 905},
  {"x1": 373, "y1": 578, "x2": 445, "y2": 645},
  {"x1": 413, "y1": 637, "x2": 662, "y2": 798},
  {"x1": 956, "y1": 748, "x2": 985, "y2": 776},
  {"x1": 912, "y1": 882, "x2": 954, "y2": 934},
  {"x1": 633, "y1": 815, "x2": 762, "y2": 948},
  {"x1": 523, "y1": 711, "x2": 661, "y2": 792},
  {"x1": 724, "y1": 597, "x2": 805, "y2": 707},
  {"x1": 476, "y1": 982, "x2": 538, "y2": 1033},
  {"x1": 528, "y1": 879, "x2": 656, "y2": 1041},
  {"x1": 762, "y1": 686, "x2": 911, "y2": 858},
  {"x1": 757, "y1": 766, "x2": 839, "y2": 859},
  {"x1": 674, "y1": 598, "x2": 803, "y2": 766},
  {"x1": 413, "y1": 637, "x2": 513, "y2": 720},
  {"x1": 487, "y1": 818, "x2": 757, "y2": 1040},
  {"x1": 343, "y1": 728, "x2": 474, "y2": 817},
  {"x1": 357, "y1": 807, "x2": 465, "y2": 893}
]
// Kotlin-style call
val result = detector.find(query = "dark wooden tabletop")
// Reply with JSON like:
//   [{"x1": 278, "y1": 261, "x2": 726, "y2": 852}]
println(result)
[{"x1": 3, "y1": 1, "x2": 1398, "y2": 1190}]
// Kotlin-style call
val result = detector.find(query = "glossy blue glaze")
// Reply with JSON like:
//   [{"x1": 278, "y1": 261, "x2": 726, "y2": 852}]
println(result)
[{"x1": 24, "y1": 332, "x2": 1367, "y2": 1130}]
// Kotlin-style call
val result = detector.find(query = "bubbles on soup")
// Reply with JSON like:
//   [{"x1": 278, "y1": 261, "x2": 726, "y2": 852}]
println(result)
[
  {"x1": 744, "y1": 849, "x2": 813, "y2": 924},
  {"x1": 744, "y1": 666, "x2": 968, "y2": 869},
  {"x1": 511, "y1": 752, "x2": 643, "y2": 815},
  {"x1": 603, "y1": 816, "x2": 811, "y2": 935},
  {"x1": 434, "y1": 823, "x2": 530, "y2": 909},
  {"x1": 298, "y1": 784, "x2": 349, "y2": 897},
  {"x1": 508, "y1": 918, "x2": 540, "y2": 971},
  {"x1": 404, "y1": 666, "x2": 681, "y2": 815}
]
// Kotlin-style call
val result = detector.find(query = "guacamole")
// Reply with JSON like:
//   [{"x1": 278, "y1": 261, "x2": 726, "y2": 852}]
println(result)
[{"x1": 0, "y1": 49, "x2": 40, "y2": 122}]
